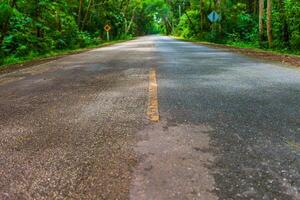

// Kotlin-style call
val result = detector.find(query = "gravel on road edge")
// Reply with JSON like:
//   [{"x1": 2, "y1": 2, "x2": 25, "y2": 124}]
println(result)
[{"x1": 173, "y1": 37, "x2": 300, "y2": 68}]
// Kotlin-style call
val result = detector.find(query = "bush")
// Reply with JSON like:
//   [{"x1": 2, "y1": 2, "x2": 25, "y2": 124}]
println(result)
[
  {"x1": 77, "y1": 32, "x2": 94, "y2": 48},
  {"x1": 0, "y1": 2, "x2": 13, "y2": 25},
  {"x1": 175, "y1": 10, "x2": 200, "y2": 39},
  {"x1": 290, "y1": 32, "x2": 300, "y2": 50},
  {"x1": 16, "y1": 45, "x2": 30, "y2": 56}
]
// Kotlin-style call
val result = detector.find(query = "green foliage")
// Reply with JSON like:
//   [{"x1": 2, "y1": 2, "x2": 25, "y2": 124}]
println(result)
[
  {"x1": 0, "y1": 2, "x2": 13, "y2": 25},
  {"x1": 170, "y1": 0, "x2": 300, "y2": 52},
  {"x1": 226, "y1": 5, "x2": 256, "y2": 42},
  {"x1": 285, "y1": 0, "x2": 300, "y2": 50},
  {"x1": 0, "y1": 0, "x2": 300, "y2": 66},
  {"x1": 176, "y1": 10, "x2": 200, "y2": 38},
  {"x1": 0, "y1": 0, "x2": 164, "y2": 65}
]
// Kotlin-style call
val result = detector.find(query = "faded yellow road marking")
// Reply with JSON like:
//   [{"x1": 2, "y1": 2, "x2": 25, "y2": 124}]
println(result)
[{"x1": 147, "y1": 68, "x2": 159, "y2": 122}]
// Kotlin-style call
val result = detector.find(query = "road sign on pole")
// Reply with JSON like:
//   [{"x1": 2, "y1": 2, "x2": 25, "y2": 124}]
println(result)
[
  {"x1": 208, "y1": 11, "x2": 220, "y2": 23},
  {"x1": 104, "y1": 24, "x2": 111, "y2": 41}
]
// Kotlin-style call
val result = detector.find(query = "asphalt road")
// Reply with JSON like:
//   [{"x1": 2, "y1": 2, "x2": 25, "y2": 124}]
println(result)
[{"x1": 0, "y1": 36, "x2": 300, "y2": 200}]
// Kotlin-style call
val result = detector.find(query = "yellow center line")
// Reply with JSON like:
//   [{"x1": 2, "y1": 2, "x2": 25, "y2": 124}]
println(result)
[{"x1": 147, "y1": 68, "x2": 160, "y2": 122}]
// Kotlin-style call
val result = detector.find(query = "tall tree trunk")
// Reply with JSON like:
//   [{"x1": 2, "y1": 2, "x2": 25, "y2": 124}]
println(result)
[
  {"x1": 200, "y1": 0, "x2": 205, "y2": 31},
  {"x1": 184, "y1": 11, "x2": 196, "y2": 31},
  {"x1": 78, "y1": 0, "x2": 83, "y2": 25},
  {"x1": 217, "y1": 0, "x2": 221, "y2": 34},
  {"x1": 35, "y1": 0, "x2": 42, "y2": 38},
  {"x1": 10, "y1": 0, "x2": 17, "y2": 7},
  {"x1": 81, "y1": 0, "x2": 93, "y2": 30},
  {"x1": 125, "y1": 7, "x2": 137, "y2": 34},
  {"x1": 267, "y1": 0, "x2": 272, "y2": 48},
  {"x1": 164, "y1": 17, "x2": 172, "y2": 35},
  {"x1": 209, "y1": 0, "x2": 212, "y2": 11},
  {"x1": 278, "y1": 0, "x2": 290, "y2": 48},
  {"x1": 0, "y1": 0, "x2": 17, "y2": 45},
  {"x1": 253, "y1": 0, "x2": 257, "y2": 15},
  {"x1": 246, "y1": 0, "x2": 254, "y2": 14},
  {"x1": 259, "y1": 0, "x2": 264, "y2": 46}
]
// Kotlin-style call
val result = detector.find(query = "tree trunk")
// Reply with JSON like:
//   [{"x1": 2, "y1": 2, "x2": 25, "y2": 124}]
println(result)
[
  {"x1": 10, "y1": 0, "x2": 17, "y2": 7},
  {"x1": 125, "y1": 7, "x2": 137, "y2": 34},
  {"x1": 267, "y1": 0, "x2": 272, "y2": 48},
  {"x1": 81, "y1": 0, "x2": 93, "y2": 30},
  {"x1": 217, "y1": 0, "x2": 221, "y2": 35},
  {"x1": 259, "y1": 0, "x2": 264, "y2": 46},
  {"x1": 125, "y1": 14, "x2": 135, "y2": 34},
  {"x1": 0, "y1": 0, "x2": 17, "y2": 45},
  {"x1": 253, "y1": 0, "x2": 257, "y2": 15},
  {"x1": 78, "y1": 0, "x2": 83, "y2": 25},
  {"x1": 164, "y1": 17, "x2": 172, "y2": 35},
  {"x1": 200, "y1": 0, "x2": 205, "y2": 31},
  {"x1": 35, "y1": 0, "x2": 42, "y2": 38},
  {"x1": 184, "y1": 11, "x2": 195, "y2": 30},
  {"x1": 278, "y1": 0, "x2": 290, "y2": 48}
]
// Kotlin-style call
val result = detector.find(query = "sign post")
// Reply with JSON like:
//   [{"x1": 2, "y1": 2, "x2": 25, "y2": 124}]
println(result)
[
  {"x1": 208, "y1": 11, "x2": 220, "y2": 35},
  {"x1": 104, "y1": 24, "x2": 111, "y2": 41},
  {"x1": 106, "y1": 31, "x2": 110, "y2": 41}
]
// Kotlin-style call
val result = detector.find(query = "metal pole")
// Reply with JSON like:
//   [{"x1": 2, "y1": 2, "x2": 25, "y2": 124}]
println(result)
[
  {"x1": 106, "y1": 31, "x2": 110, "y2": 41},
  {"x1": 179, "y1": 5, "x2": 182, "y2": 17}
]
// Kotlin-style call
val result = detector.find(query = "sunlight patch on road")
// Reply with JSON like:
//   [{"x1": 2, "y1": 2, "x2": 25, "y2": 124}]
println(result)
[
  {"x1": 286, "y1": 140, "x2": 300, "y2": 151},
  {"x1": 0, "y1": 76, "x2": 24, "y2": 86},
  {"x1": 147, "y1": 68, "x2": 159, "y2": 122}
]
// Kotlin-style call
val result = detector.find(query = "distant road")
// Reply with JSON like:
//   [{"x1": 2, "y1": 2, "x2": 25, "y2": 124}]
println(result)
[{"x1": 0, "y1": 36, "x2": 299, "y2": 199}]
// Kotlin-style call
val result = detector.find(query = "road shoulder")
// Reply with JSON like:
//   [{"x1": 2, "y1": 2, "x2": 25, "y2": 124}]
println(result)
[
  {"x1": 172, "y1": 37, "x2": 300, "y2": 68},
  {"x1": 0, "y1": 40, "x2": 133, "y2": 75}
]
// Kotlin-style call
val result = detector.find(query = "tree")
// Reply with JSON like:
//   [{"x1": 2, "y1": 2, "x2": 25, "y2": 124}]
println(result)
[
  {"x1": 199, "y1": 0, "x2": 205, "y2": 31},
  {"x1": 1, "y1": 0, "x2": 300, "y2": 66},
  {"x1": 78, "y1": 0, "x2": 83, "y2": 25},
  {"x1": 267, "y1": 0, "x2": 272, "y2": 47},
  {"x1": 216, "y1": 0, "x2": 222, "y2": 35},
  {"x1": 259, "y1": 0, "x2": 264, "y2": 46}
]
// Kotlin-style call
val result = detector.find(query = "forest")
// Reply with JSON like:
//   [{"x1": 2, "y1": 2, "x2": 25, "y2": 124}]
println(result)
[{"x1": 0, "y1": 0, "x2": 299, "y2": 66}]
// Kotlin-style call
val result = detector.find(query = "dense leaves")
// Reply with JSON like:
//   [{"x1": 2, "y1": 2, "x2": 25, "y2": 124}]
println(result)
[
  {"x1": 169, "y1": 0, "x2": 300, "y2": 52},
  {"x1": 0, "y1": 0, "x2": 162, "y2": 65},
  {"x1": 0, "y1": 0, "x2": 299, "y2": 65}
]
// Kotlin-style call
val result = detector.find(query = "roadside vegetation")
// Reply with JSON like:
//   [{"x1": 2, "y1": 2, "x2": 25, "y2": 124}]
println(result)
[
  {"x1": 0, "y1": 0, "x2": 299, "y2": 67},
  {"x1": 0, "y1": 0, "x2": 164, "y2": 66},
  {"x1": 166, "y1": 0, "x2": 300, "y2": 55}
]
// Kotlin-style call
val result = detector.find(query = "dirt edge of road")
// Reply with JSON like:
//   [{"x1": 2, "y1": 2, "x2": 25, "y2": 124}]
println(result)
[
  {"x1": 199, "y1": 42, "x2": 300, "y2": 68},
  {"x1": 174, "y1": 38, "x2": 300, "y2": 68},
  {"x1": 0, "y1": 40, "x2": 133, "y2": 75}
]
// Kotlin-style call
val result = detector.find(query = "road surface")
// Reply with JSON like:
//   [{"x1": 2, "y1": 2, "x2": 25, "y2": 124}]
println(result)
[{"x1": 0, "y1": 36, "x2": 300, "y2": 200}]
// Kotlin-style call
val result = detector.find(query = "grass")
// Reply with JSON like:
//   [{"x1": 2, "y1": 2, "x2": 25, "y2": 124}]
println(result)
[
  {"x1": 0, "y1": 39, "x2": 133, "y2": 71},
  {"x1": 172, "y1": 36, "x2": 300, "y2": 57},
  {"x1": 227, "y1": 41, "x2": 300, "y2": 56}
]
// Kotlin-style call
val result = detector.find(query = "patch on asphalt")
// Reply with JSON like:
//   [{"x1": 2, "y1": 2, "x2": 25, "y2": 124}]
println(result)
[
  {"x1": 130, "y1": 122, "x2": 217, "y2": 200},
  {"x1": 0, "y1": 76, "x2": 24, "y2": 86}
]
